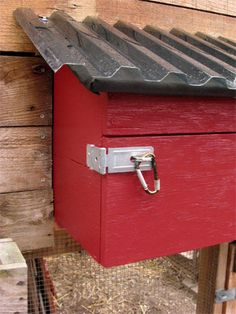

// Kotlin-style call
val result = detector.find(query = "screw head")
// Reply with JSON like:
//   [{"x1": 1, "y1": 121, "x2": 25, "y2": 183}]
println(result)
[{"x1": 39, "y1": 16, "x2": 48, "y2": 23}]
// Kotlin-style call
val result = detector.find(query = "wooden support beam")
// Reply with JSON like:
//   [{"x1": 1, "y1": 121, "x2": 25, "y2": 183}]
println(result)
[
  {"x1": 213, "y1": 244, "x2": 229, "y2": 314},
  {"x1": 196, "y1": 244, "x2": 221, "y2": 314},
  {"x1": 223, "y1": 243, "x2": 236, "y2": 314},
  {"x1": 196, "y1": 243, "x2": 236, "y2": 314},
  {"x1": 0, "y1": 238, "x2": 28, "y2": 314}
]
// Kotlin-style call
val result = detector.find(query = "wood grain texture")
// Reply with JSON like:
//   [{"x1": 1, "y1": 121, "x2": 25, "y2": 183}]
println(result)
[
  {"x1": 106, "y1": 94, "x2": 236, "y2": 136},
  {"x1": 97, "y1": 0, "x2": 236, "y2": 39},
  {"x1": 0, "y1": 239, "x2": 27, "y2": 314},
  {"x1": 214, "y1": 243, "x2": 230, "y2": 314},
  {"x1": 196, "y1": 244, "x2": 222, "y2": 314},
  {"x1": 0, "y1": 127, "x2": 51, "y2": 193},
  {"x1": 101, "y1": 135, "x2": 236, "y2": 266},
  {"x1": 197, "y1": 242, "x2": 236, "y2": 314},
  {"x1": 54, "y1": 66, "x2": 106, "y2": 262},
  {"x1": 0, "y1": 0, "x2": 96, "y2": 52},
  {"x1": 0, "y1": 189, "x2": 54, "y2": 251},
  {"x1": 54, "y1": 69, "x2": 236, "y2": 266},
  {"x1": 0, "y1": 56, "x2": 52, "y2": 127},
  {"x1": 223, "y1": 243, "x2": 236, "y2": 314},
  {"x1": 23, "y1": 224, "x2": 81, "y2": 259},
  {"x1": 141, "y1": 0, "x2": 236, "y2": 17}
]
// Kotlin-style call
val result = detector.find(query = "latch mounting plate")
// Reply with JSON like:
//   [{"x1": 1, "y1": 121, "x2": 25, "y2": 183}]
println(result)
[{"x1": 86, "y1": 145, "x2": 154, "y2": 175}]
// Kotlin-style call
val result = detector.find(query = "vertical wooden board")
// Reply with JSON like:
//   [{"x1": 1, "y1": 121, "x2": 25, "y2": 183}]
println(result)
[
  {"x1": 140, "y1": 1, "x2": 236, "y2": 17},
  {"x1": 214, "y1": 243, "x2": 230, "y2": 314},
  {"x1": 0, "y1": 239, "x2": 27, "y2": 314},
  {"x1": 196, "y1": 243, "x2": 229, "y2": 314},
  {"x1": 54, "y1": 66, "x2": 107, "y2": 165},
  {"x1": 0, "y1": 56, "x2": 52, "y2": 126},
  {"x1": 196, "y1": 245, "x2": 221, "y2": 314},
  {"x1": 97, "y1": 0, "x2": 236, "y2": 38},
  {"x1": 0, "y1": 0, "x2": 96, "y2": 52},
  {"x1": 0, "y1": 127, "x2": 51, "y2": 193},
  {"x1": 223, "y1": 243, "x2": 236, "y2": 314},
  {"x1": 54, "y1": 158, "x2": 102, "y2": 262},
  {"x1": 54, "y1": 67, "x2": 106, "y2": 262},
  {"x1": 0, "y1": 189, "x2": 54, "y2": 251}
]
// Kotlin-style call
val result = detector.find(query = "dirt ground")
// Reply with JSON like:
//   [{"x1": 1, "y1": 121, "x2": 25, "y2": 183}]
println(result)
[{"x1": 46, "y1": 252, "x2": 196, "y2": 314}]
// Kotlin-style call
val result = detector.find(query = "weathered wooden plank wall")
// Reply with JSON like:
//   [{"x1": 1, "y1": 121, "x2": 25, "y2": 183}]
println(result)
[
  {"x1": 0, "y1": 57, "x2": 52, "y2": 126},
  {"x1": 0, "y1": 127, "x2": 51, "y2": 193},
  {"x1": 140, "y1": 0, "x2": 236, "y2": 16},
  {"x1": 0, "y1": 190, "x2": 53, "y2": 251},
  {"x1": 0, "y1": 56, "x2": 54, "y2": 251},
  {"x1": 0, "y1": 0, "x2": 96, "y2": 51},
  {"x1": 97, "y1": 0, "x2": 236, "y2": 38},
  {"x1": 0, "y1": 0, "x2": 96, "y2": 254},
  {"x1": 1, "y1": 0, "x2": 235, "y2": 52}
]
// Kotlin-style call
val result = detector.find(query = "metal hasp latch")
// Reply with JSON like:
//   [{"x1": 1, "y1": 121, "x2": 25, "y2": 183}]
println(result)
[
  {"x1": 215, "y1": 288, "x2": 236, "y2": 303},
  {"x1": 87, "y1": 145, "x2": 160, "y2": 195}
]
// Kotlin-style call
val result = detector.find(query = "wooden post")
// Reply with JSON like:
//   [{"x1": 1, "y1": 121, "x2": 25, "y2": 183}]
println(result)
[
  {"x1": 196, "y1": 242, "x2": 236, "y2": 314},
  {"x1": 223, "y1": 243, "x2": 236, "y2": 314},
  {"x1": 0, "y1": 238, "x2": 27, "y2": 314}
]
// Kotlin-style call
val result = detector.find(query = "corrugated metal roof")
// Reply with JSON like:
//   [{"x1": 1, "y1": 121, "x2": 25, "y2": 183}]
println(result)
[{"x1": 14, "y1": 8, "x2": 236, "y2": 97}]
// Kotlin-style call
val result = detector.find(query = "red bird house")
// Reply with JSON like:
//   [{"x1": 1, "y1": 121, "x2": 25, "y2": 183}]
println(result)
[{"x1": 15, "y1": 9, "x2": 236, "y2": 267}]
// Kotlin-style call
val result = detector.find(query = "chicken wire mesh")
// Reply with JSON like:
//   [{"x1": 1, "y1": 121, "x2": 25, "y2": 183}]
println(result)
[{"x1": 24, "y1": 230, "x2": 199, "y2": 314}]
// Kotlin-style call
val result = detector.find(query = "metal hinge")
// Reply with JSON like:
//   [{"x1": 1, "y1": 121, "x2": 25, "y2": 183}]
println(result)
[
  {"x1": 86, "y1": 144, "x2": 154, "y2": 175},
  {"x1": 215, "y1": 288, "x2": 236, "y2": 303}
]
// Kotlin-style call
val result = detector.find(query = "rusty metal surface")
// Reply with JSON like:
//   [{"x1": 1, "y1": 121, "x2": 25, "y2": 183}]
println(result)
[{"x1": 14, "y1": 8, "x2": 236, "y2": 97}]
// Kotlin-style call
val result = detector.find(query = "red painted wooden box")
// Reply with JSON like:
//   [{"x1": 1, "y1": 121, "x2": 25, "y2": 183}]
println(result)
[
  {"x1": 14, "y1": 9, "x2": 236, "y2": 267},
  {"x1": 54, "y1": 66, "x2": 236, "y2": 267}
]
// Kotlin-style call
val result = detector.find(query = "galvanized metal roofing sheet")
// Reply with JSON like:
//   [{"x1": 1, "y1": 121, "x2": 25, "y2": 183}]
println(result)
[{"x1": 14, "y1": 8, "x2": 236, "y2": 97}]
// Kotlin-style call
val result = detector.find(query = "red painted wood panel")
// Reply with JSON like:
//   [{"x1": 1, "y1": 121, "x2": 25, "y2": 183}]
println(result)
[
  {"x1": 54, "y1": 65, "x2": 107, "y2": 165},
  {"x1": 105, "y1": 93, "x2": 236, "y2": 136},
  {"x1": 54, "y1": 158, "x2": 102, "y2": 261},
  {"x1": 54, "y1": 66, "x2": 106, "y2": 260},
  {"x1": 54, "y1": 68, "x2": 236, "y2": 267},
  {"x1": 101, "y1": 134, "x2": 236, "y2": 266}
]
